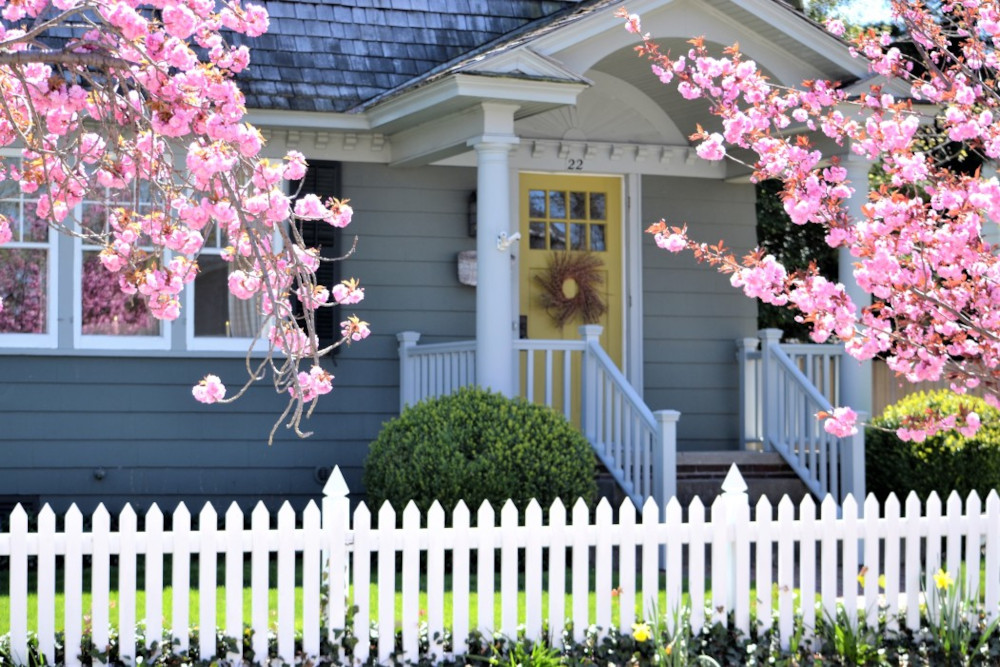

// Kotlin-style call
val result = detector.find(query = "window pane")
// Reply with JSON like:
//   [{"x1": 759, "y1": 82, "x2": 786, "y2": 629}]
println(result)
[
  {"x1": 570, "y1": 223, "x2": 586, "y2": 250},
  {"x1": 529, "y1": 189, "x2": 546, "y2": 217},
  {"x1": 569, "y1": 192, "x2": 586, "y2": 219},
  {"x1": 548, "y1": 191, "x2": 566, "y2": 219},
  {"x1": 589, "y1": 193, "x2": 606, "y2": 220},
  {"x1": 22, "y1": 207, "x2": 48, "y2": 243},
  {"x1": 0, "y1": 248, "x2": 47, "y2": 333},
  {"x1": 590, "y1": 224, "x2": 606, "y2": 251},
  {"x1": 0, "y1": 202, "x2": 19, "y2": 241},
  {"x1": 194, "y1": 254, "x2": 261, "y2": 337},
  {"x1": 550, "y1": 222, "x2": 566, "y2": 250},
  {"x1": 80, "y1": 203, "x2": 109, "y2": 235},
  {"x1": 81, "y1": 252, "x2": 159, "y2": 335},
  {"x1": 0, "y1": 178, "x2": 19, "y2": 200},
  {"x1": 529, "y1": 222, "x2": 547, "y2": 249}
]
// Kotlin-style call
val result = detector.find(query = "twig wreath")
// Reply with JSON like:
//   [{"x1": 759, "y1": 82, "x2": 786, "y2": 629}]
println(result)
[{"x1": 535, "y1": 252, "x2": 607, "y2": 328}]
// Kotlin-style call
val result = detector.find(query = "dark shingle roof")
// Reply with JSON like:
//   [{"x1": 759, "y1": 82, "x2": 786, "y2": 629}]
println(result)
[{"x1": 233, "y1": 1, "x2": 585, "y2": 112}]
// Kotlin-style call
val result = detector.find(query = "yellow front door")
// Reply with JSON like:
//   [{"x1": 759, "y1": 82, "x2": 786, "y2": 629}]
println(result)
[{"x1": 518, "y1": 174, "x2": 623, "y2": 419}]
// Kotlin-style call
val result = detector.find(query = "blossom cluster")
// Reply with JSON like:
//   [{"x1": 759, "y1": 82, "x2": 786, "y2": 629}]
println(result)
[
  {"x1": 622, "y1": 1, "x2": 1000, "y2": 439},
  {"x1": 0, "y1": 0, "x2": 366, "y2": 439}
]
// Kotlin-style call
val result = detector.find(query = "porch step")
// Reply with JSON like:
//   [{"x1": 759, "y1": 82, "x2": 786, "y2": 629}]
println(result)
[{"x1": 676, "y1": 451, "x2": 811, "y2": 507}]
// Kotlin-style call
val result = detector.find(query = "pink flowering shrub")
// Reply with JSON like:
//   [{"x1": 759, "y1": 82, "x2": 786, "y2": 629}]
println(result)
[
  {"x1": 0, "y1": 0, "x2": 367, "y2": 440},
  {"x1": 622, "y1": 2, "x2": 1000, "y2": 439}
]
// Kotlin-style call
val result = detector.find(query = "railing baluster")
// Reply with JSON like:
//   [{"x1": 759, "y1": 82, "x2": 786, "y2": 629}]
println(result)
[
  {"x1": 545, "y1": 349, "x2": 554, "y2": 409},
  {"x1": 564, "y1": 349, "x2": 573, "y2": 422},
  {"x1": 526, "y1": 349, "x2": 535, "y2": 402}
]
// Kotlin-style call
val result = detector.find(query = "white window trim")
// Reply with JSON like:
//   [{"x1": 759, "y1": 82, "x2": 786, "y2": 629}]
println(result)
[
  {"x1": 72, "y1": 233, "x2": 173, "y2": 351},
  {"x1": 0, "y1": 226, "x2": 59, "y2": 349},
  {"x1": 0, "y1": 149, "x2": 59, "y2": 348}
]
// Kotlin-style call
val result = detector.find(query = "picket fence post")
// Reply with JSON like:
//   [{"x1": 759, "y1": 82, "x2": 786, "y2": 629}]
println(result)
[
  {"x1": 720, "y1": 465, "x2": 749, "y2": 616},
  {"x1": 322, "y1": 466, "x2": 351, "y2": 639}
]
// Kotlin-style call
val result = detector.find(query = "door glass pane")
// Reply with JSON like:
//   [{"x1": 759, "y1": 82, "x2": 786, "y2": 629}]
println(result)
[
  {"x1": 548, "y1": 191, "x2": 566, "y2": 219},
  {"x1": 529, "y1": 222, "x2": 547, "y2": 249},
  {"x1": 529, "y1": 189, "x2": 546, "y2": 217},
  {"x1": 589, "y1": 193, "x2": 606, "y2": 220},
  {"x1": 569, "y1": 192, "x2": 586, "y2": 219},
  {"x1": 570, "y1": 223, "x2": 586, "y2": 250},
  {"x1": 0, "y1": 248, "x2": 47, "y2": 333},
  {"x1": 550, "y1": 222, "x2": 566, "y2": 250},
  {"x1": 590, "y1": 224, "x2": 606, "y2": 251}
]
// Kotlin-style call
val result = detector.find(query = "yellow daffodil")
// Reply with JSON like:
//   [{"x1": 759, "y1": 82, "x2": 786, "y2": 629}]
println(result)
[
  {"x1": 632, "y1": 622, "x2": 652, "y2": 642},
  {"x1": 934, "y1": 568, "x2": 954, "y2": 590}
]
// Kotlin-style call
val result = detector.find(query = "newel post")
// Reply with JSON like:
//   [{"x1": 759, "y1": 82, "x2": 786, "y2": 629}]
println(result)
[
  {"x1": 736, "y1": 337, "x2": 761, "y2": 450},
  {"x1": 579, "y1": 324, "x2": 603, "y2": 443},
  {"x1": 397, "y1": 331, "x2": 421, "y2": 413},
  {"x1": 653, "y1": 409, "x2": 680, "y2": 511},
  {"x1": 841, "y1": 412, "x2": 867, "y2": 507},
  {"x1": 322, "y1": 466, "x2": 350, "y2": 635},
  {"x1": 758, "y1": 329, "x2": 783, "y2": 451}
]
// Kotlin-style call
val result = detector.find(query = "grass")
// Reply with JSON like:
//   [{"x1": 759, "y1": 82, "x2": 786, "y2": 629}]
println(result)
[{"x1": 0, "y1": 558, "x2": 688, "y2": 636}]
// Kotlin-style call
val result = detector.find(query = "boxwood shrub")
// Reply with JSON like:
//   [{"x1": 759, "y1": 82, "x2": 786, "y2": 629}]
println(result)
[
  {"x1": 363, "y1": 387, "x2": 597, "y2": 514},
  {"x1": 866, "y1": 389, "x2": 1000, "y2": 501}
]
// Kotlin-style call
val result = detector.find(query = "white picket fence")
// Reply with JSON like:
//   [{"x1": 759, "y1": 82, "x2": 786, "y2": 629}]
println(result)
[{"x1": 3, "y1": 466, "x2": 1000, "y2": 666}]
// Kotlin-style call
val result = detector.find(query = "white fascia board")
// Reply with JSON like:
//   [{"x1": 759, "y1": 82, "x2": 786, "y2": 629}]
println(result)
[
  {"x1": 461, "y1": 48, "x2": 592, "y2": 84},
  {"x1": 531, "y1": 0, "x2": 670, "y2": 55},
  {"x1": 841, "y1": 74, "x2": 913, "y2": 100},
  {"x1": 245, "y1": 108, "x2": 371, "y2": 131},
  {"x1": 723, "y1": 0, "x2": 869, "y2": 77},
  {"x1": 368, "y1": 74, "x2": 586, "y2": 131}
]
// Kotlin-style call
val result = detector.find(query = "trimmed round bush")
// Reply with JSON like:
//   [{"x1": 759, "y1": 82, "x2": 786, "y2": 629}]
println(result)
[
  {"x1": 866, "y1": 389, "x2": 1000, "y2": 501},
  {"x1": 363, "y1": 387, "x2": 597, "y2": 513}
]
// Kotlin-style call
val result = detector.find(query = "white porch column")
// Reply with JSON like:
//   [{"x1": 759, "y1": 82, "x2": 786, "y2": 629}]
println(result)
[
  {"x1": 839, "y1": 151, "x2": 873, "y2": 416},
  {"x1": 471, "y1": 111, "x2": 519, "y2": 396}
]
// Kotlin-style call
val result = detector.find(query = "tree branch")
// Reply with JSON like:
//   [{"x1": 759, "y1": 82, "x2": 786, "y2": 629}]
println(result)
[{"x1": 0, "y1": 49, "x2": 131, "y2": 70}]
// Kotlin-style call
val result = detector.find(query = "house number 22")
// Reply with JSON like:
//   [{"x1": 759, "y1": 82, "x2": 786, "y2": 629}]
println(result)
[{"x1": 567, "y1": 158, "x2": 584, "y2": 170}]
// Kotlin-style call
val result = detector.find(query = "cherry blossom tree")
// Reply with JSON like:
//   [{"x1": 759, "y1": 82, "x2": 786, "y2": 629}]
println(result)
[
  {"x1": 621, "y1": 1, "x2": 1000, "y2": 440},
  {"x1": 0, "y1": 0, "x2": 368, "y2": 442}
]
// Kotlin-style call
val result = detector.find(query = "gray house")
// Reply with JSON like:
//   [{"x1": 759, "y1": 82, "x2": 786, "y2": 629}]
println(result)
[{"x1": 0, "y1": 0, "x2": 875, "y2": 513}]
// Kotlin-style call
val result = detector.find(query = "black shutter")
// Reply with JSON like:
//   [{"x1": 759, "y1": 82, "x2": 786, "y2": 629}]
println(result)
[{"x1": 288, "y1": 161, "x2": 342, "y2": 351}]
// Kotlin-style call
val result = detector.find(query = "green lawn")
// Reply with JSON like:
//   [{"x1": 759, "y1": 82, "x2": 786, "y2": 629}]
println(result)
[{"x1": 0, "y1": 559, "x2": 687, "y2": 635}]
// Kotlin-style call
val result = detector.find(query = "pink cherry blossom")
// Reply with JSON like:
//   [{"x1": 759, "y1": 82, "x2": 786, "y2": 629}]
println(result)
[
  {"x1": 192, "y1": 374, "x2": 227, "y2": 404},
  {"x1": 0, "y1": 0, "x2": 367, "y2": 440},
  {"x1": 822, "y1": 407, "x2": 858, "y2": 437},
  {"x1": 621, "y1": 2, "x2": 1000, "y2": 438}
]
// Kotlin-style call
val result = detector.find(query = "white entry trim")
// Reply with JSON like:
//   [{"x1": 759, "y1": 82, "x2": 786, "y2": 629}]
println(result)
[{"x1": 624, "y1": 173, "x2": 644, "y2": 395}]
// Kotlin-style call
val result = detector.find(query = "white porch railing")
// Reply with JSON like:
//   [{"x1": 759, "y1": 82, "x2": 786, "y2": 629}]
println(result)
[
  {"x1": 737, "y1": 329, "x2": 865, "y2": 504},
  {"x1": 397, "y1": 327, "x2": 677, "y2": 510},
  {"x1": 396, "y1": 332, "x2": 476, "y2": 413}
]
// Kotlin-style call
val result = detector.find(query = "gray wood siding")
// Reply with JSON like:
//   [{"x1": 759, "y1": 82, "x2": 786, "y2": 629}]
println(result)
[
  {"x1": 641, "y1": 176, "x2": 758, "y2": 452},
  {"x1": 0, "y1": 162, "x2": 477, "y2": 513}
]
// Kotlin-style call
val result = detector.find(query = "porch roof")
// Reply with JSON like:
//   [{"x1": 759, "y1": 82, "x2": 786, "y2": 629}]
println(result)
[{"x1": 235, "y1": 0, "x2": 863, "y2": 115}]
